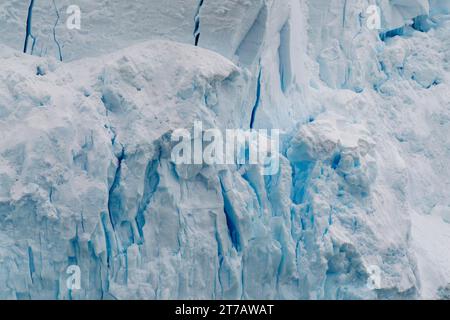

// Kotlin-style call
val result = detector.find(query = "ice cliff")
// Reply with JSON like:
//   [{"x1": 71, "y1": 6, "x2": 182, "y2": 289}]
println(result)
[{"x1": 0, "y1": 0, "x2": 450, "y2": 299}]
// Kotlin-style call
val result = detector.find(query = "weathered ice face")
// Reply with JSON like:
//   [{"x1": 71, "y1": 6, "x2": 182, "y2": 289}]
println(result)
[{"x1": 1, "y1": 0, "x2": 450, "y2": 301}]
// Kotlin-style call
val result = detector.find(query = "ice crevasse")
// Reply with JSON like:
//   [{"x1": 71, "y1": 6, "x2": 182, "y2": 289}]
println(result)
[{"x1": 0, "y1": 0, "x2": 450, "y2": 299}]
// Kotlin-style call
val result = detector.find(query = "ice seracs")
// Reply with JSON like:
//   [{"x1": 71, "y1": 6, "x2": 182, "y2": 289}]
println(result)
[{"x1": 0, "y1": 0, "x2": 450, "y2": 300}]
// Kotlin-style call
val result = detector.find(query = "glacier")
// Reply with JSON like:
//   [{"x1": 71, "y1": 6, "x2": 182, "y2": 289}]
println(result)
[{"x1": 0, "y1": 0, "x2": 450, "y2": 300}]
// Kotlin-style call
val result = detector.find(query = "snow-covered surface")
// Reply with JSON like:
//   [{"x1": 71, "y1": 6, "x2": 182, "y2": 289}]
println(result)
[{"x1": 0, "y1": 0, "x2": 449, "y2": 299}]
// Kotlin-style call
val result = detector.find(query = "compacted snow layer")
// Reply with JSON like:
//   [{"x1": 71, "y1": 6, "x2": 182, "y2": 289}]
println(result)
[{"x1": 0, "y1": 0, "x2": 450, "y2": 299}]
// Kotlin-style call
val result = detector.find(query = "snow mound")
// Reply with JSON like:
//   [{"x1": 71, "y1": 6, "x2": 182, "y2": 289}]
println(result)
[{"x1": 1, "y1": 0, "x2": 450, "y2": 300}]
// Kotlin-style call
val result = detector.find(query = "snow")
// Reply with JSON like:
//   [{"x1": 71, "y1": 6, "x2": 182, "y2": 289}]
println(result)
[{"x1": 0, "y1": 0, "x2": 450, "y2": 300}]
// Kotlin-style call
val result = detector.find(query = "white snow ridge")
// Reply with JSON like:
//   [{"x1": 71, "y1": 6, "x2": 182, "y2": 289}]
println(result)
[{"x1": 0, "y1": 0, "x2": 450, "y2": 300}]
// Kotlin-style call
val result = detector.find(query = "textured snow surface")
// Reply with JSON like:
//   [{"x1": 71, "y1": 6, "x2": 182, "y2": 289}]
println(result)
[{"x1": 0, "y1": 0, "x2": 450, "y2": 299}]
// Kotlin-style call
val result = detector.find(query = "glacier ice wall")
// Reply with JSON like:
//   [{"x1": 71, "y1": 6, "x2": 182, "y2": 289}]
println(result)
[{"x1": 1, "y1": 0, "x2": 450, "y2": 299}]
